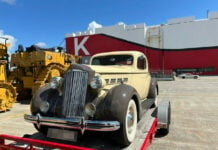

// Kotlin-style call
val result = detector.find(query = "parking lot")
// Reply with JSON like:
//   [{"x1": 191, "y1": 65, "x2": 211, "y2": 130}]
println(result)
[
  {"x1": 0, "y1": 76, "x2": 218, "y2": 150},
  {"x1": 149, "y1": 76, "x2": 218, "y2": 150}
]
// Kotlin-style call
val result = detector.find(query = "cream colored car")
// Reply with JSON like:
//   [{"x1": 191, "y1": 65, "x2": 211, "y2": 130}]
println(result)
[{"x1": 24, "y1": 51, "x2": 158, "y2": 146}]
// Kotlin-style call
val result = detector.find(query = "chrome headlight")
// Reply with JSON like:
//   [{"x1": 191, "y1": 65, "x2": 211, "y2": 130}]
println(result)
[
  {"x1": 85, "y1": 103, "x2": 96, "y2": 117},
  {"x1": 49, "y1": 77, "x2": 63, "y2": 89},
  {"x1": 90, "y1": 76, "x2": 102, "y2": 89},
  {"x1": 40, "y1": 101, "x2": 50, "y2": 113}
]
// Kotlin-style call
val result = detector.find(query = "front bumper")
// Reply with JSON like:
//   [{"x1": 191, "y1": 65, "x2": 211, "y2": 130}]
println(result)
[{"x1": 24, "y1": 114, "x2": 120, "y2": 133}]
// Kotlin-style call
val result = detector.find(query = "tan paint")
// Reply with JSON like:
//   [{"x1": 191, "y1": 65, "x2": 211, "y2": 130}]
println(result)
[{"x1": 89, "y1": 51, "x2": 151, "y2": 100}]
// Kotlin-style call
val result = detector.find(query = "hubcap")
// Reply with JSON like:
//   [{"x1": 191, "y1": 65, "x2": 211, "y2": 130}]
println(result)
[
  {"x1": 125, "y1": 100, "x2": 137, "y2": 142},
  {"x1": 127, "y1": 112, "x2": 133, "y2": 132}
]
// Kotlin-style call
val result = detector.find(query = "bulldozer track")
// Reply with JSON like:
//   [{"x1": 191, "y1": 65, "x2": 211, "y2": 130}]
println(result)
[
  {"x1": 32, "y1": 63, "x2": 68, "y2": 94},
  {"x1": 36, "y1": 63, "x2": 67, "y2": 82},
  {"x1": 0, "y1": 82, "x2": 17, "y2": 112}
]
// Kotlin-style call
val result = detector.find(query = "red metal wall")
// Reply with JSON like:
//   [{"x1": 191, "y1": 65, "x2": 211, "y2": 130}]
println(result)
[{"x1": 66, "y1": 34, "x2": 218, "y2": 75}]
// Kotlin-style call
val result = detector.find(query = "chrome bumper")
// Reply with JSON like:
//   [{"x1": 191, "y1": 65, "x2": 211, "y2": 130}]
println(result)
[{"x1": 24, "y1": 114, "x2": 120, "y2": 133}]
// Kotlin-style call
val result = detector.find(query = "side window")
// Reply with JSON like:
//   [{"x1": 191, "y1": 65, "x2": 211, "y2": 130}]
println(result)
[
  {"x1": 79, "y1": 56, "x2": 91, "y2": 64},
  {"x1": 137, "y1": 55, "x2": 147, "y2": 69},
  {"x1": 92, "y1": 58, "x2": 100, "y2": 65}
]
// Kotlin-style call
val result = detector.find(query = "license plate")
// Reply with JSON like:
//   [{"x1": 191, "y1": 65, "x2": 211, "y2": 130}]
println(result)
[{"x1": 47, "y1": 128, "x2": 78, "y2": 142}]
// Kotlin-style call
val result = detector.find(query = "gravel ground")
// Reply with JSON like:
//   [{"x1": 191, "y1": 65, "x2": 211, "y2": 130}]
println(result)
[
  {"x1": 0, "y1": 101, "x2": 35, "y2": 137},
  {"x1": 0, "y1": 76, "x2": 218, "y2": 150},
  {"x1": 148, "y1": 76, "x2": 218, "y2": 150}
]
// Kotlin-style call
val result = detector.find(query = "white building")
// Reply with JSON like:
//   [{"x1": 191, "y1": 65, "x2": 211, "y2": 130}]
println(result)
[{"x1": 66, "y1": 11, "x2": 218, "y2": 49}]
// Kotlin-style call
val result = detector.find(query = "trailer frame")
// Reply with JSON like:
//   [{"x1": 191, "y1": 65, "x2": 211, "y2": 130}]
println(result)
[{"x1": 0, "y1": 118, "x2": 157, "y2": 150}]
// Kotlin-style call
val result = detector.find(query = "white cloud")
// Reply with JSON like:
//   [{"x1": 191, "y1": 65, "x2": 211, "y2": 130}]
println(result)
[
  {"x1": 0, "y1": 29, "x2": 17, "y2": 53},
  {"x1": 118, "y1": 22, "x2": 125, "y2": 25},
  {"x1": 34, "y1": 42, "x2": 47, "y2": 48},
  {"x1": 0, "y1": 0, "x2": 16, "y2": 5},
  {"x1": 87, "y1": 21, "x2": 102, "y2": 34}
]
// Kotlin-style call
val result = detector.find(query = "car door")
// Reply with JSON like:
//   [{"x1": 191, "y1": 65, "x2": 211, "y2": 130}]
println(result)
[{"x1": 134, "y1": 55, "x2": 151, "y2": 100}]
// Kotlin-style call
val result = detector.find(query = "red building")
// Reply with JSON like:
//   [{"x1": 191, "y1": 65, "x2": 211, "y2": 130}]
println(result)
[{"x1": 66, "y1": 34, "x2": 218, "y2": 75}]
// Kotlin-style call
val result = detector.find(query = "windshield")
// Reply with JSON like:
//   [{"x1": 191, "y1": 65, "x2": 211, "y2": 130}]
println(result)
[{"x1": 91, "y1": 55, "x2": 133, "y2": 66}]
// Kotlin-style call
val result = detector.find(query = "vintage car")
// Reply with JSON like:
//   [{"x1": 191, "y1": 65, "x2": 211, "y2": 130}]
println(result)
[{"x1": 24, "y1": 51, "x2": 158, "y2": 146}]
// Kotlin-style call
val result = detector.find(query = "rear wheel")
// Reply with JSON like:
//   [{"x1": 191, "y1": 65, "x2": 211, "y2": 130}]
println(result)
[
  {"x1": 0, "y1": 83, "x2": 17, "y2": 111},
  {"x1": 118, "y1": 99, "x2": 137, "y2": 146},
  {"x1": 150, "y1": 87, "x2": 158, "y2": 108},
  {"x1": 148, "y1": 79, "x2": 158, "y2": 108}
]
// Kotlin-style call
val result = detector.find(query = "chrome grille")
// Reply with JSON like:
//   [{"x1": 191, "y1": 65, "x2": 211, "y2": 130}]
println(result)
[{"x1": 62, "y1": 69, "x2": 88, "y2": 118}]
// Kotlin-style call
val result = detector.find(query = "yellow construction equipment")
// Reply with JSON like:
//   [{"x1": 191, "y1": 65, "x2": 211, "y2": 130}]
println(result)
[
  {"x1": 0, "y1": 40, "x2": 76, "y2": 112},
  {"x1": 0, "y1": 38, "x2": 17, "y2": 112},
  {"x1": 9, "y1": 45, "x2": 76, "y2": 101}
]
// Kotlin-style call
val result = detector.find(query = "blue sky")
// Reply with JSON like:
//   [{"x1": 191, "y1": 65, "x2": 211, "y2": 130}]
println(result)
[{"x1": 0, "y1": 0, "x2": 218, "y2": 53}]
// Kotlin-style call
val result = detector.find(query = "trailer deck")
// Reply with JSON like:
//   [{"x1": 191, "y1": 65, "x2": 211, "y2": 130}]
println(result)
[{"x1": 0, "y1": 108, "x2": 157, "y2": 150}]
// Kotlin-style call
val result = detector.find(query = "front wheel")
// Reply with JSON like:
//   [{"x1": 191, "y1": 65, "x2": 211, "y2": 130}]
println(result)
[{"x1": 118, "y1": 99, "x2": 137, "y2": 146}]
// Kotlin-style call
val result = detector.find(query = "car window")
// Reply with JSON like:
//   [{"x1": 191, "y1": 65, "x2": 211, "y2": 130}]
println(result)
[
  {"x1": 91, "y1": 55, "x2": 133, "y2": 66},
  {"x1": 137, "y1": 55, "x2": 147, "y2": 69}
]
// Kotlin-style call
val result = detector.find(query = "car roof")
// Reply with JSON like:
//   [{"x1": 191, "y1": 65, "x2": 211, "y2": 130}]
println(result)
[{"x1": 92, "y1": 51, "x2": 144, "y2": 58}]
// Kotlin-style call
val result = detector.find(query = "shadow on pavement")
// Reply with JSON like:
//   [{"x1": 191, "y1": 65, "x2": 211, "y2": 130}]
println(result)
[{"x1": 22, "y1": 131, "x2": 123, "y2": 150}]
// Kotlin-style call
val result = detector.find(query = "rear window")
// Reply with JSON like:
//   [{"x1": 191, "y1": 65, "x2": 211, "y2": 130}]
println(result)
[{"x1": 91, "y1": 55, "x2": 133, "y2": 66}]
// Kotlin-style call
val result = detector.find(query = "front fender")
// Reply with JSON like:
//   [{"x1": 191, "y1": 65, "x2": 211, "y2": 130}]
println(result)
[
  {"x1": 96, "y1": 84, "x2": 141, "y2": 122},
  {"x1": 30, "y1": 84, "x2": 62, "y2": 117}
]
